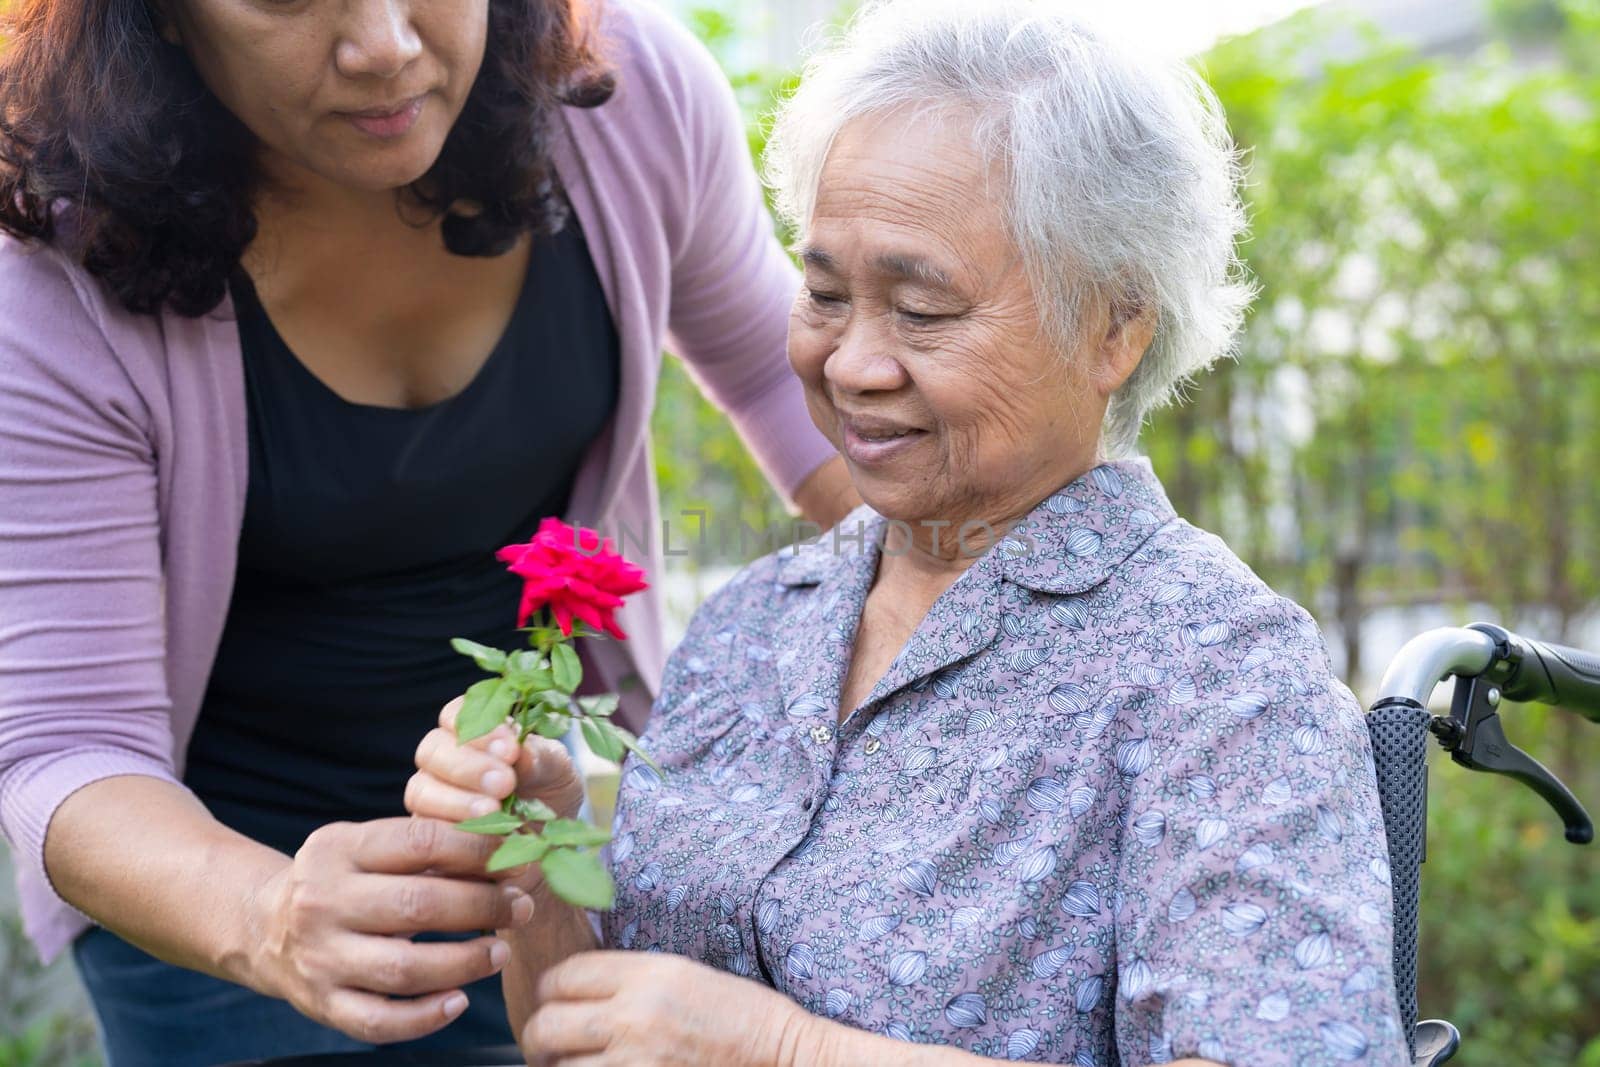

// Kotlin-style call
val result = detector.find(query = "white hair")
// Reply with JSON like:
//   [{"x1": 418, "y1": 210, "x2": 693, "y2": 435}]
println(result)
[{"x1": 764, "y1": 0, "x2": 1254, "y2": 456}]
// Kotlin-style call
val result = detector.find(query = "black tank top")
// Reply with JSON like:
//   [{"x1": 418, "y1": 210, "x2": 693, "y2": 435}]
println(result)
[{"x1": 184, "y1": 219, "x2": 620, "y2": 858}]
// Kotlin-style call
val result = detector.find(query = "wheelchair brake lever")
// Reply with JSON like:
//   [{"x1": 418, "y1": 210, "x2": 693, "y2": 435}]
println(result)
[{"x1": 1430, "y1": 674, "x2": 1594, "y2": 844}]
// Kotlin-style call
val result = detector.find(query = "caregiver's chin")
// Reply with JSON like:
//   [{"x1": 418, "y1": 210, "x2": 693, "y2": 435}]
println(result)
[
  {"x1": 789, "y1": 108, "x2": 1155, "y2": 562},
  {"x1": 160, "y1": 0, "x2": 487, "y2": 195}
]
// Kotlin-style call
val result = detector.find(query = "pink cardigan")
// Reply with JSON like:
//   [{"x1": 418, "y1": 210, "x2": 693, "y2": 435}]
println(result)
[{"x1": 0, "y1": 0, "x2": 834, "y2": 964}]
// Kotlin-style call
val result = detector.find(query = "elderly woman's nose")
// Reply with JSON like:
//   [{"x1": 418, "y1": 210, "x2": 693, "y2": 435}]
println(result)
[
  {"x1": 823, "y1": 326, "x2": 909, "y2": 394},
  {"x1": 335, "y1": 0, "x2": 424, "y2": 81}
]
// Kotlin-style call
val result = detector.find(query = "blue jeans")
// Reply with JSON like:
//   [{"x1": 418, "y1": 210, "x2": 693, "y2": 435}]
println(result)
[{"x1": 73, "y1": 925, "x2": 514, "y2": 1067}]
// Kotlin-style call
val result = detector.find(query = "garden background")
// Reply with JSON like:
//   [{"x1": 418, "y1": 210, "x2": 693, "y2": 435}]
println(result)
[{"x1": 3, "y1": 0, "x2": 1597, "y2": 1063}]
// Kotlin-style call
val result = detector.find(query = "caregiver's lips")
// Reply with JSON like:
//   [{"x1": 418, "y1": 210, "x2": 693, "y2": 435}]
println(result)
[{"x1": 339, "y1": 95, "x2": 426, "y2": 139}]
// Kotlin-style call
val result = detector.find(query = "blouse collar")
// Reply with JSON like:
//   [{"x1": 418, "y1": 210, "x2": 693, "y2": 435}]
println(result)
[{"x1": 774, "y1": 457, "x2": 1178, "y2": 598}]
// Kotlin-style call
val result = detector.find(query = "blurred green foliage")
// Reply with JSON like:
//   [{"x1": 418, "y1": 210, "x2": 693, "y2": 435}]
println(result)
[
  {"x1": 0, "y1": 914, "x2": 98, "y2": 1067},
  {"x1": 662, "y1": 3, "x2": 1600, "y2": 1063},
  {"x1": 1174, "y1": 5, "x2": 1600, "y2": 672},
  {"x1": 1490, "y1": 0, "x2": 1573, "y2": 39}
]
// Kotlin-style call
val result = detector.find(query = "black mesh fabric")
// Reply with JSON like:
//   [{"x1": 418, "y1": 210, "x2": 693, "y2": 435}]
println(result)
[{"x1": 1368, "y1": 703, "x2": 1432, "y2": 1060}]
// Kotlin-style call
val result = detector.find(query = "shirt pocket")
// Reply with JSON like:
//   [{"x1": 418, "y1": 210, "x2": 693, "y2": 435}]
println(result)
[{"x1": 643, "y1": 669, "x2": 766, "y2": 767}]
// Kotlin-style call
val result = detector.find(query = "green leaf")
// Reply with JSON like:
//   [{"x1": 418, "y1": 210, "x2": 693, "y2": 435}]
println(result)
[
  {"x1": 513, "y1": 702, "x2": 537, "y2": 733},
  {"x1": 514, "y1": 797, "x2": 560, "y2": 823},
  {"x1": 450, "y1": 638, "x2": 508, "y2": 674},
  {"x1": 506, "y1": 666, "x2": 555, "y2": 693},
  {"x1": 488, "y1": 680, "x2": 520, "y2": 719},
  {"x1": 578, "y1": 694, "x2": 620, "y2": 719},
  {"x1": 581, "y1": 716, "x2": 626, "y2": 763},
  {"x1": 508, "y1": 650, "x2": 547, "y2": 672},
  {"x1": 456, "y1": 678, "x2": 514, "y2": 743},
  {"x1": 486, "y1": 833, "x2": 550, "y2": 872},
  {"x1": 539, "y1": 818, "x2": 613, "y2": 848},
  {"x1": 533, "y1": 713, "x2": 571, "y2": 739},
  {"x1": 502, "y1": 649, "x2": 553, "y2": 693},
  {"x1": 455, "y1": 811, "x2": 524, "y2": 835},
  {"x1": 539, "y1": 847, "x2": 615, "y2": 910},
  {"x1": 550, "y1": 642, "x2": 582, "y2": 693},
  {"x1": 617, "y1": 728, "x2": 662, "y2": 775},
  {"x1": 537, "y1": 690, "x2": 573, "y2": 709}
]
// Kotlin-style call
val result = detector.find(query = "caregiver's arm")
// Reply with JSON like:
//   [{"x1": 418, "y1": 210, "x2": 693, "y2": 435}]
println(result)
[
  {"x1": 46, "y1": 777, "x2": 289, "y2": 982},
  {"x1": 650, "y1": 7, "x2": 850, "y2": 523},
  {"x1": 46, "y1": 779, "x2": 523, "y2": 1042}
]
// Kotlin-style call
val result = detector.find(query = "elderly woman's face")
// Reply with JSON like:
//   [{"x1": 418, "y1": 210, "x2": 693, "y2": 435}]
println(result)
[
  {"x1": 790, "y1": 110, "x2": 1114, "y2": 535},
  {"x1": 165, "y1": 0, "x2": 487, "y2": 193}
]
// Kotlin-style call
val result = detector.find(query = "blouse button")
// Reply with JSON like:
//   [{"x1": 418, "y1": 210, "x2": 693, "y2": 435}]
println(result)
[
  {"x1": 864, "y1": 738, "x2": 882, "y2": 756},
  {"x1": 809, "y1": 724, "x2": 833, "y2": 745}
]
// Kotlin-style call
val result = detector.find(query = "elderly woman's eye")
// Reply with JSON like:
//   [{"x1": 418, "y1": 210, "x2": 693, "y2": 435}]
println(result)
[
  {"x1": 898, "y1": 307, "x2": 947, "y2": 325},
  {"x1": 806, "y1": 289, "x2": 847, "y2": 309}
]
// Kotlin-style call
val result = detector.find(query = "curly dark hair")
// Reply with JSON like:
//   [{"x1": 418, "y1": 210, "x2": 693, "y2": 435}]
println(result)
[{"x1": 0, "y1": 1, "x2": 615, "y2": 316}]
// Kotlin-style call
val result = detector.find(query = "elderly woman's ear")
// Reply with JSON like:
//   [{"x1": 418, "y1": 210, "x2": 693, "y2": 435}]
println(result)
[{"x1": 1082, "y1": 296, "x2": 1158, "y2": 399}]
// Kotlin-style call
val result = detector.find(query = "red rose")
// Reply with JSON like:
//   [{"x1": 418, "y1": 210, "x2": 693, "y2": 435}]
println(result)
[{"x1": 496, "y1": 518, "x2": 649, "y2": 639}]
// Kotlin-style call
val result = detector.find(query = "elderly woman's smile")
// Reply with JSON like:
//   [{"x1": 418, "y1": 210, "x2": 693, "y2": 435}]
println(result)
[{"x1": 790, "y1": 109, "x2": 1148, "y2": 549}]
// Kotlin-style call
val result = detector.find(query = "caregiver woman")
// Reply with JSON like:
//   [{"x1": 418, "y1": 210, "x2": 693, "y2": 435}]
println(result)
[{"x1": 0, "y1": 0, "x2": 854, "y2": 1062}]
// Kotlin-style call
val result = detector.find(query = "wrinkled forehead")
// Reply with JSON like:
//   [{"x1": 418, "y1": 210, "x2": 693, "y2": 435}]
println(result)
[
  {"x1": 805, "y1": 108, "x2": 1014, "y2": 278},
  {"x1": 814, "y1": 107, "x2": 999, "y2": 213}
]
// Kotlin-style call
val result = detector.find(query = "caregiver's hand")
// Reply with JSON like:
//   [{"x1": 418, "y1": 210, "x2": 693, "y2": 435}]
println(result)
[
  {"x1": 522, "y1": 952, "x2": 814, "y2": 1067},
  {"x1": 248, "y1": 817, "x2": 535, "y2": 1044},
  {"x1": 406, "y1": 695, "x2": 588, "y2": 896}
]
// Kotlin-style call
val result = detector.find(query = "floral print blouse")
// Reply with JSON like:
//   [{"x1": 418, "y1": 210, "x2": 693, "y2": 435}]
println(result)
[{"x1": 603, "y1": 459, "x2": 1408, "y2": 1066}]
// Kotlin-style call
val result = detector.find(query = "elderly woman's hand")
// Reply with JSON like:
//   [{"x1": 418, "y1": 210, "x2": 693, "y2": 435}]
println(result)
[
  {"x1": 406, "y1": 695, "x2": 588, "y2": 896},
  {"x1": 520, "y1": 952, "x2": 817, "y2": 1066},
  {"x1": 523, "y1": 953, "x2": 1225, "y2": 1067}
]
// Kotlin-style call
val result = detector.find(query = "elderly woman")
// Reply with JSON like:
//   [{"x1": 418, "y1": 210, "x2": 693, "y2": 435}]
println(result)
[{"x1": 408, "y1": 2, "x2": 1409, "y2": 1064}]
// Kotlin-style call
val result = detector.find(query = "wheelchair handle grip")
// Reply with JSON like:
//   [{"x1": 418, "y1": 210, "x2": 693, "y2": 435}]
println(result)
[{"x1": 1497, "y1": 633, "x2": 1600, "y2": 722}]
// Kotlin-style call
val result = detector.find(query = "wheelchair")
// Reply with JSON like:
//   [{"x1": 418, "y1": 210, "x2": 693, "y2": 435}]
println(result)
[{"x1": 1368, "y1": 623, "x2": 1600, "y2": 1066}]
